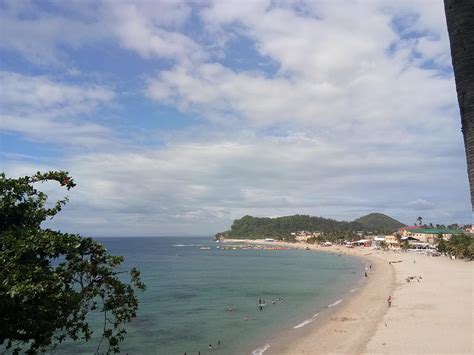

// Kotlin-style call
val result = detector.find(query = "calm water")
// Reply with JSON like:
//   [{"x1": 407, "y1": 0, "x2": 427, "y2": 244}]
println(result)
[{"x1": 54, "y1": 237, "x2": 364, "y2": 354}]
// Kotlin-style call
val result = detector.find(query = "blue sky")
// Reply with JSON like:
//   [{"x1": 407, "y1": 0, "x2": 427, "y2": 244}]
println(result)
[{"x1": 0, "y1": 0, "x2": 471, "y2": 236}]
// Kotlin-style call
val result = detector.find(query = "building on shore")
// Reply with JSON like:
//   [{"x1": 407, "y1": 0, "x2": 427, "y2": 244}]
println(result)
[
  {"x1": 398, "y1": 226, "x2": 421, "y2": 236},
  {"x1": 463, "y1": 225, "x2": 474, "y2": 234},
  {"x1": 384, "y1": 235, "x2": 400, "y2": 248},
  {"x1": 372, "y1": 236, "x2": 386, "y2": 248},
  {"x1": 293, "y1": 231, "x2": 321, "y2": 242},
  {"x1": 399, "y1": 228, "x2": 464, "y2": 244},
  {"x1": 353, "y1": 239, "x2": 371, "y2": 247}
]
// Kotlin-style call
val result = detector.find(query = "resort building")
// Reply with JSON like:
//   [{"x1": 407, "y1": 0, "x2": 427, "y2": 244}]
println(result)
[
  {"x1": 293, "y1": 231, "x2": 321, "y2": 242},
  {"x1": 353, "y1": 239, "x2": 371, "y2": 247},
  {"x1": 384, "y1": 235, "x2": 400, "y2": 248},
  {"x1": 401, "y1": 228, "x2": 464, "y2": 244},
  {"x1": 398, "y1": 226, "x2": 421, "y2": 237},
  {"x1": 372, "y1": 236, "x2": 386, "y2": 248}
]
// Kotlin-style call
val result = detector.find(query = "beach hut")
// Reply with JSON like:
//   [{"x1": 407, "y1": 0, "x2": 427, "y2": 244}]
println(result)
[
  {"x1": 354, "y1": 239, "x2": 371, "y2": 247},
  {"x1": 372, "y1": 236, "x2": 386, "y2": 248}
]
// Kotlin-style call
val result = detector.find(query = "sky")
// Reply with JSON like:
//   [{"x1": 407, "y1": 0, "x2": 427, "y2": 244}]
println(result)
[{"x1": 0, "y1": 0, "x2": 472, "y2": 237}]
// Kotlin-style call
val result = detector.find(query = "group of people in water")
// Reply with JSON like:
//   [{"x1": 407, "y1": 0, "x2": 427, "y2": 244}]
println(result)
[
  {"x1": 185, "y1": 296, "x2": 287, "y2": 353},
  {"x1": 258, "y1": 296, "x2": 286, "y2": 310},
  {"x1": 208, "y1": 340, "x2": 220, "y2": 350}
]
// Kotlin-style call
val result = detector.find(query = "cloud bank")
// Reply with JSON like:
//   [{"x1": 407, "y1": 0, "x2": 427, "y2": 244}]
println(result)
[{"x1": 1, "y1": 0, "x2": 471, "y2": 236}]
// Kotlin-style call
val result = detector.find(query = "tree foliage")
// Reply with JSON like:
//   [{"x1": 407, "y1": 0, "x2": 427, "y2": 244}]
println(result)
[
  {"x1": 437, "y1": 233, "x2": 474, "y2": 260},
  {"x1": 353, "y1": 213, "x2": 405, "y2": 231},
  {"x1": 0, "y1": 171, "x2": 145, "y2": 353},
  {"x1": 219, "y1": 213, "x2": 404, "y2": 240}
]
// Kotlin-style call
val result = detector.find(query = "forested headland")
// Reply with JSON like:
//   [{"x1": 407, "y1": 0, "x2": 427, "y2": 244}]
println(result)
[{"x1": 216, "y1": 213, "x2": 405, "y2": 241}]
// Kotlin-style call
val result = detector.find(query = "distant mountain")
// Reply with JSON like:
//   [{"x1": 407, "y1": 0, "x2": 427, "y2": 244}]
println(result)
[
  {"x1": 217, "y1": 213, "x2": 405, "y2": 240},
  {"x1": 353, "y1": 213, "x2": 405, "y2": 232}
]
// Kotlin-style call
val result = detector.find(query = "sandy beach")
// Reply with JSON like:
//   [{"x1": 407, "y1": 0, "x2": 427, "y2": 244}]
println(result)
[{"x1": 223, "y1": 239, "x2": 473, "y2": 354}]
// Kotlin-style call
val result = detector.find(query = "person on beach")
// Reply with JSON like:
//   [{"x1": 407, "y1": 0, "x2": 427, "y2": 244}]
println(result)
[
  {"x1": 364, "y1": 271, "x2": 368, "y2": 277},
  {"x1": 387, "y1": 296, "x2": 392, "y2": 307}
]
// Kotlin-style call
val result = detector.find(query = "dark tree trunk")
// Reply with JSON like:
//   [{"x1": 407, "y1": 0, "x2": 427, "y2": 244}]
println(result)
[{"x1": 444, "y1": 0, "x2": 474, "y2": 210}]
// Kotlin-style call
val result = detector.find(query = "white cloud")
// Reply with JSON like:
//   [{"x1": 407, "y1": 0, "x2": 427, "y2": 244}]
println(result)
[
  {"x1": 146, "y1": 0, "x2": 458, "y2": 147},
  {"x1": 4, "y1": 129, "x2": 469, "y2": 236},
  {"x1": 0, "y1": 71, "x2": 114, "y2": 145},
  {"x1": 0, "y1": 0, "x2": 109, "y2": 66},
  {"x1": 0, "y1": 0, "x2": 203, "y2": 66},
  {"x1": 106, "y1": 1, "x2": 205, "y2": 63}
]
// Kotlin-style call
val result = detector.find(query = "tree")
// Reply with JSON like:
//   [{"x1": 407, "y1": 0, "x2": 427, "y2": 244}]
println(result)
[
  {"x1": 444, "y1": 234, "x2": 474, "y2": 260},
  {"x1": 444, "y1": 0, "x2": 474, "y2": 210},
  {"x1": 436, "y1": 235, "x2": 447, "y2": 254},
  {"x1": 0, "y1": 171, "x2": 145, "y2": 353},
  {"x1": 416, "y1": 216, "x2": 423, "y2": 226}
]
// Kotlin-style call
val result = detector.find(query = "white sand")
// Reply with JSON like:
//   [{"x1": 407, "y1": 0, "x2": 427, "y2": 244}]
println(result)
[
  {"x1": 366, "y1": 251, "x2": 473, "y2": 354},
  {"x1": 223, "y1": 239, "x2": 473, "y2": 354}
]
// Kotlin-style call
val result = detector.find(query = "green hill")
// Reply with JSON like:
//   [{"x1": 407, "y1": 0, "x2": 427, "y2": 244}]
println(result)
[
  {"x1": 353, "y1": 213, "x2": 405, "y2": 231},
  {"x1": 217, "y1": 213, "x2": 405, "y2": 240}
]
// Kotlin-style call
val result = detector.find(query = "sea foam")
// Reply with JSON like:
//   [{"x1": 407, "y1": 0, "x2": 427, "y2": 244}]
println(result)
[
  {"x1": 328, "y1": 299, "x2": 343, "y2": 308},
  {"x1": 294, "y1": 318, "x2": 313, "y2": 329},
  {"x1": 252, "y1": 344, "x2": 270, "y2": 355}
]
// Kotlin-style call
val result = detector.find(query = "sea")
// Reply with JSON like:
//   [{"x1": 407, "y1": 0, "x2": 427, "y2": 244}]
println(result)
[{"x1": 54, "y1": 236, "x2": 365, "y2": 355}]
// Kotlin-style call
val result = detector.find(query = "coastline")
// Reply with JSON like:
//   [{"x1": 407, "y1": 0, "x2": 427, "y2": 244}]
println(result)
[{"x1": 223, "y1": 239, "x2": 473, "y2": 354}]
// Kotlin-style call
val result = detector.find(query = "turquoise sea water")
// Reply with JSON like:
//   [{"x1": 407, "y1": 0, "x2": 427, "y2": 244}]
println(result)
[{"x1": 54, "y1": 237, "x2": 365, "y2": 354}]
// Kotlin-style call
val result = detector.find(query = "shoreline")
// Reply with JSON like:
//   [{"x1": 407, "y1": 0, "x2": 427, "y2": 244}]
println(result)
[{"x1": 222, "y1": 239, "x2": 473, "y2": 354}]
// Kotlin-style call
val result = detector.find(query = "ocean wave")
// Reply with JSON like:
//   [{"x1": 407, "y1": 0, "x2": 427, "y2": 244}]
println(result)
[
  {"x1": 252, "y1": 344, "x2": 270, "y2": 355},
  {"x1": 328, "y1": 299, "x2": 343, "y2": 308},
  {"x1": 294, "y1": 318, "x2": 313, "y2": 329},
  {"x1": 350, "y1": 288, "x2": 358, "y2": 293},
  {"x1": 313, "y1": 312, "x2": 319, "y2": 318},
  {"x1": 173, "y1": 244, "x2": 197, "y2": 247}
]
